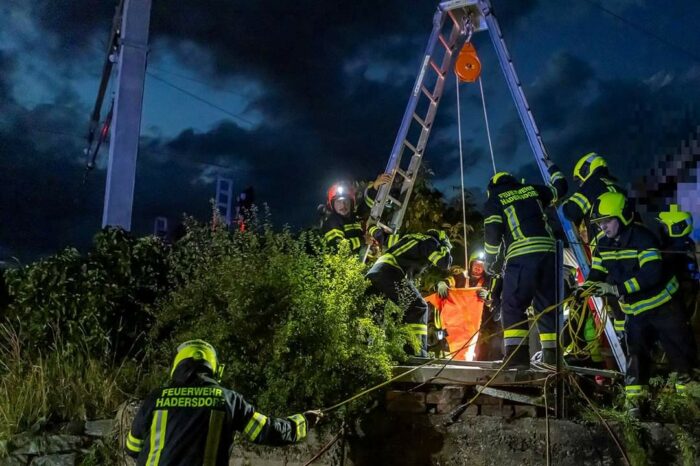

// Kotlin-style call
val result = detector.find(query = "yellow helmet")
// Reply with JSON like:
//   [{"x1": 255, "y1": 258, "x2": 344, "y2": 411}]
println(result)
[
  {"x1": 590, "y1": 192, "x2": 633, "y2": 226},
  {"x1": 573, "y1": 152, "x2": 607, "y2": 183},
  {"x1": 657, "y1": 204, "x2": 693, "y2": 238},
  {"x1": 489, "y1": 171, "x2": 516, "y2": 186},
  {"x1": 170, "y1": 339, "x2": 224, "y2": 380},
  {"x1": 469, "y1": 250, "x2": 485, "y2": 265}
]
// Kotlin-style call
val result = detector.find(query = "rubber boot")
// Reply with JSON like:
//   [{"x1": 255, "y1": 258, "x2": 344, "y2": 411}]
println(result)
[
  {"x1": 503, "y1": 345, "x2": 530, "y2": 370},
  {"x1": 541, "y1": 348, "x2": 557, "y2": 366}
]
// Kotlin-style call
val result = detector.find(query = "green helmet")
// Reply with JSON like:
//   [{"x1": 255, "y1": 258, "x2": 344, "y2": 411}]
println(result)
[
  {"x1": 573, "y1": 152, "x2": 607, "y2": 183},
  {"x1": 590, "y1": 192, "x2": 633, "y2": 226},
  {"x1": 170, "y1": 339, "x2": 224, "y2": 381},
  {"x1": 657, "y1": 204, "x2": 693, "y2": 238}
]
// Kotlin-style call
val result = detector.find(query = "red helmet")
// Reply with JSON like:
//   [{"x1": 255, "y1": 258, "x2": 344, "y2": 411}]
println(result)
[{"x1": 327, "y1": 182, "x2": 356, "y2": 208}]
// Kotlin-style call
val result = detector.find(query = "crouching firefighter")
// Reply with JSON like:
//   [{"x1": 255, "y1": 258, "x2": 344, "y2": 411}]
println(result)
[
  {"x1": 482, "y1": 159, "x2": 568, "y2": 368},
  {"x1": 367, "y1": 230, "x2": 453, "y2": 357},
  {"x1": 586, "y1": 193, "x2": 698, "y2": 417},
  {"x1": 126, "y1": 340, "x2": 321, "y2": 465}
]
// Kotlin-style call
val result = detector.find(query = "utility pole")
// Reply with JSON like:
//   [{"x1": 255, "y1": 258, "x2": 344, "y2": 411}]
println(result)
[{"x1": 102, "y1": 0, "x2": 152, "y2": 229}]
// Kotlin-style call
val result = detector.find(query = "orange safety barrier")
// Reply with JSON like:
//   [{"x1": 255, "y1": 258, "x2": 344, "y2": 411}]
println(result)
[{"x1": 426, "y1": 287, "x2": 484, "y2": 361}]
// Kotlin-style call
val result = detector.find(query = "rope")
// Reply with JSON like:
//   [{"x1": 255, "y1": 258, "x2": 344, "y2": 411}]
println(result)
[
  {"x1": 478, "y1": 76, "x2": 497, "y2": 175},
  {"x1": 455, "y1": 78, "x2": 469, "y2": 268},
  {"x1": 321, "y1": 291, "x2": 582, "y2": 415},
  {"x1": 568, "y1": 373, "x2": 631, "y2": 466},
  {"x1": 302, "y1": 424, "x2": 346, "y2": 466}
]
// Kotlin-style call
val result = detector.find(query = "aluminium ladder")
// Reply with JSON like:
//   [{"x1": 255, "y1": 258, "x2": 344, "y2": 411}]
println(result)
[{"x1": 366, "y1": 0, "x2": 626, "y2": 370}]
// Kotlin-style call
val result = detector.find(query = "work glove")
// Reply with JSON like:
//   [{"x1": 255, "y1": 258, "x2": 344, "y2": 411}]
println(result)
[
  {"x1": 591, "y1": 282, "x2": 620, "y2": 298},
  {"x1": 303, "y1": 410, "x2": 324, "y2": 428},
  {"x1": 437, "y1": 281, "x2": 449, "y2": 298},
  {"x1": 476, "y1": 287, "x2": 489, "y2": 300}
]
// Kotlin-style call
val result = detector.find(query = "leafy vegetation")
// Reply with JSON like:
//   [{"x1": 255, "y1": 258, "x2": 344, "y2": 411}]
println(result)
[{"x1": 0, "y1": 210, "x2": 408, "y2": 452}]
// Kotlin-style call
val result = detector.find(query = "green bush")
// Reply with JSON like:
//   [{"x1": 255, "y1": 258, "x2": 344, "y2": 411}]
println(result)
[
  {"x1": 4, "y1": 228, "x2": 170, "y2": 357},
  {"x1": 0, "y1": 212, "x2": 407, "y2": 440},
  {"x1": 152, "y1": 217, "x2": 406, "y2": 415}
]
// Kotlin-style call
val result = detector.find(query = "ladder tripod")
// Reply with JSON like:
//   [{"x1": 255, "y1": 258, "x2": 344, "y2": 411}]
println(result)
[{"x1": 366, "y1": 0, "x2": 626, "y2": 371}]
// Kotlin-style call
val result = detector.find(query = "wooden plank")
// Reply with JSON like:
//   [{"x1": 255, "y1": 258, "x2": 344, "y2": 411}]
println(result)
[
  {"x1": 391, "y1": 365, "x2": 547, "y2": 386},
  {"x1": 475, "y1": 385, "x2": 545, "y2": 408},
  {"x1": 407, "y1": 357, "x2": 503, "y2": 369},
  {"x1": 564, "y1": 365, "x2": 622, "y2": 379}
]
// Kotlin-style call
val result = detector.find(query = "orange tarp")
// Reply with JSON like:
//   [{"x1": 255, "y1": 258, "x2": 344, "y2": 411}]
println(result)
[{"x1": 426, "y1": 287, "x2": 484, "y2": 361}]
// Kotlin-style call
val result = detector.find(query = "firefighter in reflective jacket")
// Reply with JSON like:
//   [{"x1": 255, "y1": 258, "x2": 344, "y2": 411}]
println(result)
[
  {"x1": 483, "y1": 160, "x2": 568, "y2": 368},
  {"x1": 562, "y1": 152, "x2": 624, "y2": 240},
  {"x1": 586, "y1": 193, "x2": 698, "y2": 416},
  {"x1": 367, "y1": 230, "x2": 453, "y2": 356},
  {"x1": 126, "y1": 340, "x2": 321, "y2": 465},
  {"x1": 322, "y1": 175, "x2": 392, "y2": 253},
  {"x1": 657, "y1": 204, "x2": 699, "y2": 321},
  {"x1": 562, "y1": 152, "x2": 627, "y2": 333},
  {"x1": 321, "y1": 182, "x2": 364, "y2": 253}
]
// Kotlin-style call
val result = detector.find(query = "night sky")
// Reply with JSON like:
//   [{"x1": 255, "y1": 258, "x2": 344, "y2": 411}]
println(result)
[{"x1": 1, "y1": 0, "x2": 699, "y2": 261}]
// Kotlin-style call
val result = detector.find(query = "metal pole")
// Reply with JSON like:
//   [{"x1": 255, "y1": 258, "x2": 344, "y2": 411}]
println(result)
[
  {"x1": 102, "y1": 0, "x2": 152, "y2": 229},
  {"x1": 555, "y1": 240, "x2": 565, "y2": 418}
]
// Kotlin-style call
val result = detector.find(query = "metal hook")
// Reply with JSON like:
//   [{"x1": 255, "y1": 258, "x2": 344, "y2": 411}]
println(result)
[{"x1": 461, "y1": 14, "x2": 474, "y2": 43}]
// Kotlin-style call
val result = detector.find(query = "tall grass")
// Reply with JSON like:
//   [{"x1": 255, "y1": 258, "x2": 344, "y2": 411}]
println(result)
[{"x1": 0, "y1": 324, "x2": 157, "y2": 445}]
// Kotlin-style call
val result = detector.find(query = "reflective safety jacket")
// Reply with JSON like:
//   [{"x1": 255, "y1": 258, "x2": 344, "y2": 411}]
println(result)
[
  {"x1": 562, "y1": 170, "x2": 623, "y2": 227},
  {"x1": 368, "y1": 233, "x2": 452, "y2": 279},
  {"x1": 126, "y1": 374, "x2": 307, "y2": 466},
  {"x1": 587, "y1": 223, "x2": 679, "y2": 316},
  {"x1": 562, "y1": 170, "x2": 623, "y2": 248},
  {"x1": 321, "y1": 211, "x2": 364, "y2": 253},
  {"x1": 483, "y1": 165, "x2": 568, "y2": 263}
]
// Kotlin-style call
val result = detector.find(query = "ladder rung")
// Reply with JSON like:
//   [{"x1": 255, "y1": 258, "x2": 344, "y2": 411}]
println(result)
[
  {"x1": 403, "y1": 140, "x2": 420, "y2": 156},
  {"x1": 438, "y1": 34, "x2": 453, "y2": 54},
  {"x1": 395, "y1": 168, "x2": 410, "y2": 180},
  {"x1": 412, "y1": 113, "x2": 429, "y2": 130},
  {"x1": 387, "y1": 195, "x2": 402, "y2": 207},
  {"x1": 376, "y1": 221, "x2": 392, "y2": 232},
  {"x1": 421, "y1": 86, "x2": 438, "y2": 105},
  {"x1": 429, "y1": 59, "x2": 445, "y2": 78}
]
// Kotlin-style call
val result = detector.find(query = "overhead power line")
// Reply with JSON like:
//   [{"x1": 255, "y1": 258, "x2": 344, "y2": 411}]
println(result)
[
  {"x1": 580, "y1": 0, "x2": 700, "y2": 65},
  {"x1": 146, "y1": 71, "x2": 256, "y2": 128},
  {"x1": 147, "y1": 65, "x2": 251, "y2": 98}
]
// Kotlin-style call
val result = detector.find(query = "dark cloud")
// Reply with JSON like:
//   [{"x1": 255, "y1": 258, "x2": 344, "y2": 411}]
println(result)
[
  {"x1": 492, "y1": 51, "x2": 700, "y2": 187},
  {"x1": 8, "y1": 0, "x2": 699, "y2": 261},
  {"x1": 0, "y1": 51, "x2": 16, "y2": 102}
]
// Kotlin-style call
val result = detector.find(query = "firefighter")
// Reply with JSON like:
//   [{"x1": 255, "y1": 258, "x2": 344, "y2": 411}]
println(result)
[
  {"x1": 483, "y1": 159, "x2": 568, "y2": 368},
  {"x1": 433, "y1": 253, "x2": 500, "y2": 360},
  {"x1": 586, "y1": 192, "x2": 698, "y2": 417},
  {"x1": 562, "y1": 152, "x2": 624, "y2": 236},
  {"x1": 321, "y1": 181, "x2": 364, "y2": 253},
  {"x1": 657, "y1": 204, "x2": 699, "y2": 321},
  {"x1": 467, "y1": 251, "x2": 504, "y2": 361},
  {"x1": 321, "y1": 175, "x2": 392, "y2": 254},
  {"x1": 562, "y1": 152, "x2": 626, "y2": 334},
  {"x1": 367, "y1": 229, "x2": 453, "y2": 357},
  {"x1": 126, "y1": 340, "x2": 321, "y2": 465},
  {"x1": 437, "y1": 251, "x2": 489, "y2": 293}
]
